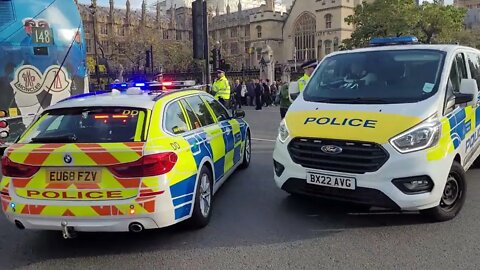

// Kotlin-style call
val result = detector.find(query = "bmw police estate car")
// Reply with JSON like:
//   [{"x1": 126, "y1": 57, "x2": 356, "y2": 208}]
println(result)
[
  {"x1": 274, "y1": 36, "x2": 480, "y2": 221},
  {"x1": 0, "y1": 88, "x2": 251, "y2": 236}
]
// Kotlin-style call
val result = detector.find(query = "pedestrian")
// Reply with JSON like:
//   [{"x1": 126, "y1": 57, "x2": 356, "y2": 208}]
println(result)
[
  {"x1": 234, "y1": 79, "x2": 242, "y2": 109},
  {"x1": 247, "y1": 79, "x2": 255, "y2": 106},
  {"x1": 212, "y1": 69, "x2": 231, "y2": 107},
  {"x1": 270, "y1": 80, "x2": 278, "y2": 106},
  {"x1": 278, "y1": 80, "x2": 291, "y2": 119},
  {"x1": 254, "y1": 79, "x2": 263, "y2": 110},
  {"x1": 262, "y1": 79, "x2": 271, "y2": 107},
  {"x1": 241, "y1": 81, "x2": 247, "y2": 106}
]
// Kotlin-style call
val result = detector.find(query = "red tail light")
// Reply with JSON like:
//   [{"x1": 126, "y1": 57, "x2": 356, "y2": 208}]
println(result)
[
  {"x1": 0, "y1": 120, "x2": 8, "y2": 129},
  {"x1": 108, "y1": 152, "x2": 178, "y2": 178},
  {"x1": 1, "y1": 156, "x2": 39, "y2": 178}
]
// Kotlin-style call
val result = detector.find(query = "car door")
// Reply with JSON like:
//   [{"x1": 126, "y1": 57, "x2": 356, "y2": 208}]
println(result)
[
  {"x1": 182, "y1": 95, "x2": 225, "y2": 183},
  {"x1": 464, "y1": 51, "x2": 480, "y2": 163},
  {"x1": 201, "y1": 95, "x2": 243, "y2": 171},
  {"x1": 445, "y1": 52, "x2": 477, "y2": 164}
]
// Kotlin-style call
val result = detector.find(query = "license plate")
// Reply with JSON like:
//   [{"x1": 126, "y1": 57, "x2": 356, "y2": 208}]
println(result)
[
  {"x1": 46, "y1": 169, "x2": 101, "y2": 183},
  {"x1": 306, "y1": 172, "x2": 356, "y2": 190}
]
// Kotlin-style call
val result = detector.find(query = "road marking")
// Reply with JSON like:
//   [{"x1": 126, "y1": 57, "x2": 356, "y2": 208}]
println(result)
[{"x1": 252, "y1": 138, "x2": 276, "y2": 142}]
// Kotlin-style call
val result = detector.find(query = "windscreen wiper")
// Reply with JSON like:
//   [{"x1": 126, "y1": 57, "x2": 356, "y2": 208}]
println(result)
[{"x1": 31, "y1": 133, "x2": 78, "y2": 143}]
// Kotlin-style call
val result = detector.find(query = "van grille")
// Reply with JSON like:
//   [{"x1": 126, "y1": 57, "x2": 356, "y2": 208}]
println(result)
[
  {"x1": 0, "y1": 1, "x2": 14, "y2": 30},
  {"x1": 288, "y1": 138, "x2": 389, "y2": 174}
]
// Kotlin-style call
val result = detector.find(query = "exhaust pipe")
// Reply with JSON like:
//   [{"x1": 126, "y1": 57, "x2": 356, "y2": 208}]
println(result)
[
  {"x1": 61, "y1": 221, "x2": 77, "y2": 239},
  {"x1": 14, "y1": 220, "x2": 25, "y2": 230},
  {"x1": 129, "y1": 222, "x2": 144, "y2": 233}
]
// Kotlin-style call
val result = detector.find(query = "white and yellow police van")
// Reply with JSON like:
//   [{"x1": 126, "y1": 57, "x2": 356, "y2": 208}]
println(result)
[{"x1": 273, "y1": 36, "x2": 480, "y2": 221}]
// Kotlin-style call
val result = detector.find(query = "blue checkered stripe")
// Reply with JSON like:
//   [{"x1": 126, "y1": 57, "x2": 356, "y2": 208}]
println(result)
[{"x1": 168, "y1": 120, "x2": 246, "y2": 220}]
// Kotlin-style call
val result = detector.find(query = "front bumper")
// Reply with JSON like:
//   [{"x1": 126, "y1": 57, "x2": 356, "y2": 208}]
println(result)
[{"x1": 273, "y1": 139, "x2": 454, "y2": 211}]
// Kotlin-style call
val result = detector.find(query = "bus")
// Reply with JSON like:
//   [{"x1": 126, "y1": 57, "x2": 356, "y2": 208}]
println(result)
[{"x1": 0, "y1": 0, "x2": 88, "y2": 150}]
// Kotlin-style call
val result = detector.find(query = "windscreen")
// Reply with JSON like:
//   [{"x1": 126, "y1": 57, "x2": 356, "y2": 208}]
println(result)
[
  {"x1": 19, "y1": 107, "x2": 147, "y2": 144},
  {"x1": 304, "y1": 50, "x2": 446, "y2": 104}
]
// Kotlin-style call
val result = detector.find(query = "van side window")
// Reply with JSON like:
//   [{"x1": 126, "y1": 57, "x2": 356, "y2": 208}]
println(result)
[
  {"x1": 448, "y1": 53, "x2": 468, "y2": 93},
  {"x1": 466, "y1": 52, "x2": 480, "y2": 91}
]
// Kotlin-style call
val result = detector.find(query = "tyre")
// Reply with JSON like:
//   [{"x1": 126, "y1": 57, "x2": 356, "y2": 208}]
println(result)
[
  {"x1": 421, "y1": 161, "x2": 466, "y2": 222},
  {"x1": 239, "y1": 130, "x2": 251, "y2": 169},
  {"x1": 188, "y1": 166, "x2": 213, "y2": 229}
]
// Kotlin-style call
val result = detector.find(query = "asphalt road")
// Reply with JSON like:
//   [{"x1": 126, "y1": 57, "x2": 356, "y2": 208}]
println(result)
[{"x1": 2, "y1": 106, "x2": 480, "y2": 270}]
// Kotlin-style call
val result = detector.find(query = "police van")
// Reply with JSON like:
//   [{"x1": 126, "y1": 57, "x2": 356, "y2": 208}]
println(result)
[{"x1": 274, "y1": 36, "x2": 480, "y2": 221}]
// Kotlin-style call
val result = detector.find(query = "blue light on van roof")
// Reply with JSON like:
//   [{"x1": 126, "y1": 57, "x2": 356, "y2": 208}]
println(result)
[
  {"x1": 121, "y1": 83, "x2": 128, "y2": 87},
  {"x1": 369, "y1": 36, "x2": 419, "y2": 46},
  {"x1": 135, "y1": 83, "x2": 146, "y2": 87}
]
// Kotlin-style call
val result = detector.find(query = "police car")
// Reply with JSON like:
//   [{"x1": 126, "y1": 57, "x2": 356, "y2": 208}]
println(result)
[
  {"x1": 0, "y1": 88, "x2": 251, "y2": 236},
  {"x1": 274, "y1": 36, "x2": 480, "y2": 221}
]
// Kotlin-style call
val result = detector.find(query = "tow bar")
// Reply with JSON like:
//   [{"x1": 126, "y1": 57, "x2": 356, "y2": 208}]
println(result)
[{"x1": 61, "y1": 221, "x2": 77, "y2": 239}]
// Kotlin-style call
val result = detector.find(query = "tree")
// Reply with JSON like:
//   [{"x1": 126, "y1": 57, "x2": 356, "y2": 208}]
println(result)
[
  {"x1": 451, "y1": 29, "x2": 480, "y2": 48},
  {"x1": 343, "y1": 0, "x2": 466, "y2": 49}
]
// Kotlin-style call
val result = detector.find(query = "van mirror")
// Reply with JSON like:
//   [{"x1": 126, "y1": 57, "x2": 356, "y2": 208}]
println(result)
[
  {"x1": 456, "y1": 79, "x2": 478, "y2": 107},
  {"x1": 289, "y1": 82, "x2": 300, "y2": 102}
]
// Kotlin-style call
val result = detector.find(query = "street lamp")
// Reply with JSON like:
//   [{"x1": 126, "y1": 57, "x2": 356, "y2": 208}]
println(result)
[{"x1": 89, "y1": 2, "x2": 101, "y2": 88}]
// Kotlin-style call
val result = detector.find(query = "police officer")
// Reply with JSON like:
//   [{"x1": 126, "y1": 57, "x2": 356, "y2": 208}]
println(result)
[
  {"x1": 298, "y1": 59, "x2": 318, "y2": 92},
  {"x1": 212, "y1": 69, "x2": 231, "y2": 107},
  {"x1": 154, "y1": 73, "x2": 167, "y2": 90}
]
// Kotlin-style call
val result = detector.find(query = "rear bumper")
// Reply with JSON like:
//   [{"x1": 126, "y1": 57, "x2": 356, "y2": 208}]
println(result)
[{"x1": 5, "y1": 215, "x2": 160, "y2": 232}]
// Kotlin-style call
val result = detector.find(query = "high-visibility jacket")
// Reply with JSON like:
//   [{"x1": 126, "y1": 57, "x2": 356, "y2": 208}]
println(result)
[
  {"x1": 212, "y1": 75, "x2": 231, "y2": 100},
  {"x1": 298, "y1": 74, "x2": 310, "y2": 92}
]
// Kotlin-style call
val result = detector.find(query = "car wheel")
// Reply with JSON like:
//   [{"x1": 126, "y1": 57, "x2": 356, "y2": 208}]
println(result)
[
  {"x1": 421, "y1": 161, "x2": 466, "y2": 222},
  {"x1": 239, "y1": 130, "x2": 251, "y2": 169},
  {"x1": 188, "y1": 166, "x2": 213, "y2": 229}
]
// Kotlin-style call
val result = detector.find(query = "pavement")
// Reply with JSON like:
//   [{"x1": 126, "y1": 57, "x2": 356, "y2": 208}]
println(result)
[{"x1": 2, "y1": 106, "x2": 480, "y2": 270}]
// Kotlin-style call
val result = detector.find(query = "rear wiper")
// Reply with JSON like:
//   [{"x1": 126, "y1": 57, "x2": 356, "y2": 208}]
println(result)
[{"x1": 31, "y1": 133, "x2": 78, "y2": 143}]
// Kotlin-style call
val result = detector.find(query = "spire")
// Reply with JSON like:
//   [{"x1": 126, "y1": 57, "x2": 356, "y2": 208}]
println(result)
[
  {"x1": 156, "y1": 0, "x2": 161, "y2": 23},
  {"x1": 126, "y1": 0, "x2": 131, "y2": 23},
  {"x1": 238, "y1": 0, "x2": 242, "y2": 11},
  {"x1": 141, "y1": 0, "x2": 147, "y2": 26},
  {"x1": 216, "y1": 3, "x2": 219, "y2": 16},
  {"x1": 226, "y1": 1, "x2": 231, "y2": 14},
  {"x1": 265, "y1": 0, "x2": 274, "y2": 11},
  {"x1": 109, "y1": 0, "x2": 114, "y2": 16},
  {"x1": 92, "y1": 0, "x2": 97, "y2": 7}
]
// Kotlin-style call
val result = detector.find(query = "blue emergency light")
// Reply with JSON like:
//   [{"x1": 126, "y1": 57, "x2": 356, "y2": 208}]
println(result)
[
  {"x1": 369, "y1": 36, "x2": 419, "y2": 46},
  {"x1": 134, "y1": 83, "x2": 146, "y2": 87}
]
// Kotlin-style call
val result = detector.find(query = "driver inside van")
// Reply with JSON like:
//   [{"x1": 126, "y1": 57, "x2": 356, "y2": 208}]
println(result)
[{"x1": 343, "y1": 61, "x2": 378, "y2": 88}]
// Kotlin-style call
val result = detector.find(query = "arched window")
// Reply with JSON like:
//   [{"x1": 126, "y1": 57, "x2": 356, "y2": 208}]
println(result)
[
  {"x1": 294, "y1": 12, "x2": 316, "y2": 62},
  {"x1": 256, "y1": 25, "x2": 262, "y2": 39},
  {"x1": 324, "y1": 40, "x2": 332, "y2": 55},
  {"x1": 317, "y1": 39, "x2": 322, "y2": 59},
  {"x1": 325, "y1": 14, "x2": 332, "y2": 29}
]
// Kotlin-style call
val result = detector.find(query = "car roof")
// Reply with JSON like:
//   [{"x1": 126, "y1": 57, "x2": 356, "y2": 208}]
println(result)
[
  {"x1": 327, "y1": 44, "x2": 480, "y2": 57},
  {"x1": 47, "y1": 89, "x2": 204, "y2": 111}
]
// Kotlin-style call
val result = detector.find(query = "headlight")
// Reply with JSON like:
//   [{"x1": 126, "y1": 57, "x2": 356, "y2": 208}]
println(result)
[
  {"x1": 278, "y1": 119, "x2": 290, "y2": 143},
  {"x1": 390, "y1": 115, "x2": 441, "y2": 154}
]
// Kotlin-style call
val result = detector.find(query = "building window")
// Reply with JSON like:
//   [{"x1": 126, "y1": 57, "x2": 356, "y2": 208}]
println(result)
[
  {"x1": 176, "y1": 30, "x2": 182, "y2": 40},
  {"x1": 333, "y1": 37, "x2": 339, "y2": 51},
  {"x1": 230, "y1": 27, "x2": 238, "y2": 38},
  {"x1": 324, "y1": 40, "x2": 332, "y2": 55},
  {"x1": 325, "y1": 14, "x2": 332, "y2": 29},
  {"x1": 163, "y1": 30, "x2": 169, "y2": 40},
  {"x1": 118, "y1": 27, "x2": 125, "y2": 36},
  {"x1": 256, "y1": 25, "x2": 262, "y2": 39},
  {"x1": 317, "y1": 39, "x2": 322, "y2": 59},
  {"x1": 231, "y1": 43, "x2": 239, "y2": 55},
  {"x1": 294, "y1": 12, "x2": 316, "y2": 61},
  {"x1": 101, "y1": 24, "x2": 108, "y2": 35},
  {"x1": 245, "y1": 26, "x2": 250, "y2": 37},
  {"x1": 221, "y1": 29, "x2": 227, "y2": 40},
  {"x1": 86, "y1": 39, "x2": 93, "y2": 53}
]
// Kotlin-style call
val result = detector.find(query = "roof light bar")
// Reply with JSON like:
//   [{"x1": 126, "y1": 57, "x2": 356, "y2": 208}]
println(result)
[{"x1": 369, "y1": 36, "x2": 419, "y2": 46}]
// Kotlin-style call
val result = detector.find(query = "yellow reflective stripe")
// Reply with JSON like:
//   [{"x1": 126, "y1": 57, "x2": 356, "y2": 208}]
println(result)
[
  {"x1": 427, "y1": 117, "x2": 455, "y2": 161},
  {"x1": 102, "y1": 143, "x2": 141, "y2": 163},
  {"x1": 224, "y1": 150, "x2": 234, "y2": 172},
  {"x1": 134, "y1": 111, "x2": 146, "y2": 142},
  {"x1": 143, "y1": 110, "x2": 152, "y2": 141},
  {"x1": 205, "y1": 128, "x2": 225, "y2": 162},
  {"x1": 8, "y1": 144, "x2": 37, "y2": 164},
  {"x1": 179, "y1": 102, "x2": 193, "y2": 130},
  {"x1": 200, "y1": 96, "x2": 218, "y2": 122}
]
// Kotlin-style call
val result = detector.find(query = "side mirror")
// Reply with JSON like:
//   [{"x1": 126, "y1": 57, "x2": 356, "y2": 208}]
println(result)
[
  {"x1": 456, "y1": 79, "x2": 479, "y2": 107},
  {"x1": 234, "y1": 110, "x2": 245, "y2": 119},
  {"x1": 289, "y1": 82, "x2": 300, "y2": 102}
]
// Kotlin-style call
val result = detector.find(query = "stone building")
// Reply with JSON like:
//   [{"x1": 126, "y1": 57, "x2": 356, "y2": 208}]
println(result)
[
  {"x1": 454, "y1": 0, "x2": 480, "y2": 8},
  {"x1": 209, "y1": 0, "x2": 368, "y2": 71},
  {"x1": 76, "y1": 0, "x2": 192, "y2": 71}
]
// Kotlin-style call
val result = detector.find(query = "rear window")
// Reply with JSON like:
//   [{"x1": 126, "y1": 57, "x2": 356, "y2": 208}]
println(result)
[{"x1": 19, "y1": 107, "x2": 147, "y2": 143}]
